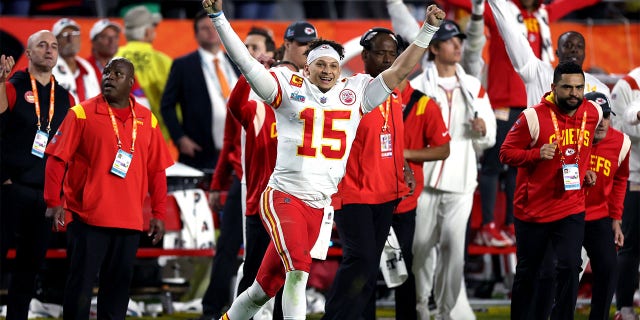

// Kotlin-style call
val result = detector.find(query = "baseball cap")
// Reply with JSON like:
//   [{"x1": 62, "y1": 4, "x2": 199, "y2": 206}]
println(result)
[
  {"x1": 52, "y1": 18, "x2": 80, "y2": 37},
  {"x1": 585, "y1": 91, "x2": 615, "y2": 116},
  {"x1": 123, "y1": 5, "x2": 162, "y2": 30},
  {"x1": 284, "y1": 21, "x2": 317, "y2": 43},
  {"x1": 431, "y1": 20, "x2": 467, "y2": 43},
  {"x1": 90, "y1": 19, "x2": 122, "y2": 40}
]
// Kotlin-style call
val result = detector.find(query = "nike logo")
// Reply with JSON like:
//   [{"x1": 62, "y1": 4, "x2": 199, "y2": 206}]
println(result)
[{"x1": 442, "y1": 131, "x2": 449, "y2": 137}]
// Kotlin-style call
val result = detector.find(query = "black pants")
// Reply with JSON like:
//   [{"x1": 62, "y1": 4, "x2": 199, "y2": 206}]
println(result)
[
  {"x1": 63, "y1": 220, "x2": 140, "y2": 320},
  {"x1": 616, "y1": 184, "x2": 640, "y2": 309},
  {"x1": 1, "y1": 183, "x2": 53, "y2": 320},
  {"x1": 202, "y1": 176, "x2": 243, "y2": 317},
  {"x1": 478, "y1": 108, "x2": 522, "y2": 225},
  {"x1": 237, "y1": 213, "x2": 283, "y2": 319},
  {"x1": 510, "y1": 213, "x2": 584, "y2": 320},
  {"x1": 535, "y1": 217, "x2": 618, "y2": 320},
  {"x1": 392, "y1": 209, "x2": 417, "y2": 320},
  {"x1": 322, "y1": 200, "x2": 396, "y2": 320}
]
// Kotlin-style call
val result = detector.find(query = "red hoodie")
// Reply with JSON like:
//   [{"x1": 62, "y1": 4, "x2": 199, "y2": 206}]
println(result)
[{"x1": 500, "y1": 92, "x2": 601, "y2": 222}]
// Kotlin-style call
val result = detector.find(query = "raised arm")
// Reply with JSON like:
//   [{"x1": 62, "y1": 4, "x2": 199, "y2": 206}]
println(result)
[
  {"x1": 386, "y1": 0, "x2": 421, "y2": 42},
  {"x1": 461, "y1": 0, "x2": 487, "y2": 78},
  {"x1": 202, "y1": 0, "x2": 278, "y2": 104},
  {"x1": 0, "y1": 55, "x2": 16, "y2": 114},
  {"x1": 379, "y1": 5, "x2": 443, "y2": 95},
  {"x1": 487, "y1": 0, "x2": 542, "y2": 83}
]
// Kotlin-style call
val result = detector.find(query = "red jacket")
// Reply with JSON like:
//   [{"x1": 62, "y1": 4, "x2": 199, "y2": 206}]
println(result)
[
  {"x1": 585, "y1": 127, "x2": 630, "y2": 221},
  {"x1": 500, "y1": 92, "x2": 601, "y2": 222},
  {"x1": 227, "y1": 76, "x2": 278, "y2": 216}
]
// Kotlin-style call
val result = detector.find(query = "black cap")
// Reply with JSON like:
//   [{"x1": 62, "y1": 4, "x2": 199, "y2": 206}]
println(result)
[
  {"x1": 284, "y1": 21, "x2": 317, "y2": 43},
  {"x1": 431, "y1": 20, "x2": 467, "y2": 42},
  {"x1": 585, "y1": 91, "x2": 615, "y2": 116}
]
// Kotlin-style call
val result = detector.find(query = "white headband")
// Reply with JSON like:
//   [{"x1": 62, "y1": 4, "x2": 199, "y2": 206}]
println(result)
[{"x1": 306, "y1": 44, "x2": 340, "y2": 65}]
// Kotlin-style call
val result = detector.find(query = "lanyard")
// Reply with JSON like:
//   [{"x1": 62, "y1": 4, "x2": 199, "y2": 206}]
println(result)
[
  {"x1": 379, "y1": 96, "x2": 391, "y2": 132},
  {"x1": 549, "y1": 108, "x2": 587, "y2": 165},
  {"x1": 29, "y1": 74, "x2": 56, "y2": 133},
  {"x1": 107, "y1": 98, "x2": 137, "y2": 154}
]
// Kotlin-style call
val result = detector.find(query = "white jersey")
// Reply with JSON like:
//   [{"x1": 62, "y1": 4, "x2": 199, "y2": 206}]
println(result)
[
  {"x1": 267, "y1": 68, "x2": 374, "y2": 208},
  {"x1": 611, "y1": 67, "x2": 640, "y2": 183},
  {"x1": 53, "y1": 56, "x2": 101, "y2": 104},
  {"x1": 488, "y1": 0, "x2": 610, "y2": 107}
]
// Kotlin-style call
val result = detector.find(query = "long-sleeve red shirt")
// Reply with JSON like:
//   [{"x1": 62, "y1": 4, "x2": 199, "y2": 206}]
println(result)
[
  {"x1": 500, "y1": 92, "x2": 601, "y2": 223},
  {"x1": 585, "y1": 127, "x2": 630, "y2": 221},
  {"x1": 227, "y1": 76, "x2": 278, "y2": 216},
  {"x1": 209, "y1": 107, "x2": 243, "y2": 191}
]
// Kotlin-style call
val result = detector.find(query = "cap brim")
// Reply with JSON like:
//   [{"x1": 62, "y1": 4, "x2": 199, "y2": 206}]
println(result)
[{"x1": 293, "y1": 36, "x2": 316, "y2": 43}]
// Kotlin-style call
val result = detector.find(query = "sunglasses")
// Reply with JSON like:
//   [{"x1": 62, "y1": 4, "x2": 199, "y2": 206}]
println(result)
[{"x1": 59, "y1": 30, "x2": 81, "y2": 38}]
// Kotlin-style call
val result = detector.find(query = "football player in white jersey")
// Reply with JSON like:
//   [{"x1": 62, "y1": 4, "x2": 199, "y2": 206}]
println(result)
[{"x1": 201, "y1": 0, "x2": 445, "y2": 319}]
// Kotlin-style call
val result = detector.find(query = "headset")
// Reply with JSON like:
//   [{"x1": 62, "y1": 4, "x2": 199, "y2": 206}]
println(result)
[{"x1": 359, "y1": 27, "x2": 403, "y2": 55}]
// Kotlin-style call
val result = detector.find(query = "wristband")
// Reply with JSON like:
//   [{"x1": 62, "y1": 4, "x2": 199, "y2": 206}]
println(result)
[
  {"x1": 208, "y1": 11, "x2": 223, "y2": 18},
  {"x1": 413, "y1": 23, "x2": 439, "y2": 48}
]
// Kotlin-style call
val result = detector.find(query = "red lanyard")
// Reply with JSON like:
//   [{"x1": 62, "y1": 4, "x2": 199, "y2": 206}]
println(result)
[
  {"x1": 549, "y1": 108, "x2": 587, "y2": 165},
  {"x1": 107, "y1": 98, "x2": 137, "y2": 154},
  {"x1": 379, "y1": 96, "x2": 391, "y2": 132},
  {"x1": 29, "y1": 74, "x2": 55, "y2": 133}
]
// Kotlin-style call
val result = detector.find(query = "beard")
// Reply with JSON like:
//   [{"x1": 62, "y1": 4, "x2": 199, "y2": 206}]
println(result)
[{"x1": 556, "y1": 95, "x2": 581, "y2": 111}]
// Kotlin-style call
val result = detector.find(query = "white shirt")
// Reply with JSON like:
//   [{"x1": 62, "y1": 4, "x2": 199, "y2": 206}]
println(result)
[
  {"x1": 198, "y1": 47, "x2": 238, "y2": 150},
  {"x1": 611, "y1": 66, "x2": 640, "y2": 183},
  {"x1": 52, "y1": 56, "x2": 100, "y2": 104},
  {"x1": 411, "y1": 62, "x2": 497, "y2": 194}
]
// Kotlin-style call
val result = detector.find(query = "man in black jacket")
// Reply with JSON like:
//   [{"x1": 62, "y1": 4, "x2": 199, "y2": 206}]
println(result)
[
  {"x1": 0, "y1": 30, "x2": 74, "y2": 319},
  {"x1": 161, "y1": 10, "x2": 238, "y2": 171}
]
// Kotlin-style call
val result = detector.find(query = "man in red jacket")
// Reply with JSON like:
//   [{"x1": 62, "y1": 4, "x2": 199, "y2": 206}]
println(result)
[
  {"x1": 579, "y1": 92, "x2": 629, "y2": 319},
  {"x1": 500, "y1": 61, "x2": 602, "y2": 320}
]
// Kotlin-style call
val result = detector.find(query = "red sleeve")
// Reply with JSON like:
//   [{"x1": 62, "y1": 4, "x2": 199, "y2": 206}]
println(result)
[
  {"x1": 44, "y1": 155, "x2": 66, "y2": 207},
  {"x1": 228, "y1": 76, "x2": 252, "y2": 127},
  {"x1": 609, "y1": 148, "x2": 630, "y2": 220},
  {"x1": 6, "y1": 82, "x2": 16, "y2": 111},
  {"x1": 68, "y1": 92, "x2": 76, "y2": 106},
  {"x1": 209, "y1": 114, "x2": 241, "y2": 191},
  {"x1": 148, "y1": 169, "x2": 167, "y2": 221},
  {"x1": 499, "y1": 113, "x2": 542, "y2": 166},
  {"x1": 147, "y1": 116, "x2": 174, "y2": 172},
  {"x1": 423, "y1": 99, "x2": 450, "y2": 147},
  {"x1": 545, "y1": 0, "x2": 601, "y2": 22}
]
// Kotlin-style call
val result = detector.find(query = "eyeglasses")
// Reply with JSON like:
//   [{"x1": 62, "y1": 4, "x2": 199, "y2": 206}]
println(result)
[{"x1": 59, "y1": 31, "x2": 81, "y2": 38}]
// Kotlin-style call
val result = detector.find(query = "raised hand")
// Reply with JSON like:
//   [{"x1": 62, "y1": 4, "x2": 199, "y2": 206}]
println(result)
[
  {"x1": 0, "y1": 55, "x2": 15, "y2": 83},
  {"x1": 202, "y1": 0, "x2": 222, "y2": 14},
  {"x1": 425, "y1": 4, "x2": 446, "y2": 28}
]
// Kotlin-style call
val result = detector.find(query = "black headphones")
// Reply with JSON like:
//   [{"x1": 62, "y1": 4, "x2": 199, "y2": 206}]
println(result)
[{"x1": 360, "y1": 27, "x2": 399, "y2": 53}]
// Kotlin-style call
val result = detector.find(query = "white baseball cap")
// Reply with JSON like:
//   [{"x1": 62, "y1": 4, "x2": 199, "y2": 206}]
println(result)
[
  {"x1": 52, "y1": 18, "x2": 80, "y2": 37},
  {"x1": 90, "y1": 19, "x2": 122, "y2": 40}
]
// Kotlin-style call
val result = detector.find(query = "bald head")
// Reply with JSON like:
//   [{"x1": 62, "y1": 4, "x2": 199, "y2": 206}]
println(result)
[
  {"x1": 105, "y1": 57, "x2": 135, "y2": 78},
  {"x1": 102, "y1": 57, "x2": 135, "y2": 104},
  {"x1": 27, "y1": 30, "x2": 56, "y2": 49},
  {"x1": 26, "y1": 30, "x2": 58, "y2": 72}
]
